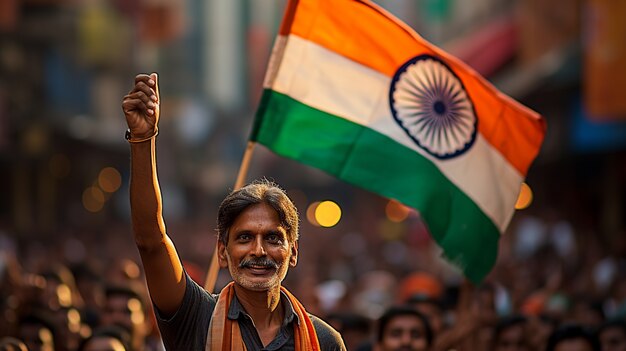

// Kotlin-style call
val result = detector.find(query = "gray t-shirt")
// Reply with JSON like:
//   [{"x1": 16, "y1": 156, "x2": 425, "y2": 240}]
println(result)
[{"x1": 155, "y1": 273, "x2": 346, "y2": 350}]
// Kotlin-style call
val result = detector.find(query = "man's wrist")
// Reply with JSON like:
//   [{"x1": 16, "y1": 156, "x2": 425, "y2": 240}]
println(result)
[{"x1": 125, "y1": 128, "x2": 159, "y2": 143}]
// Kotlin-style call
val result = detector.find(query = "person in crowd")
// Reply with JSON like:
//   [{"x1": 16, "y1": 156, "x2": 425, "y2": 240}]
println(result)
[
  {"x1": 597, "y1": 319, "x2": 626, "y2": 351},
  {"x1": 101, "y1": 285, "x2": 149, "y2": 351},
  {"x1": 39, "y1": 264, "x2": 83, "y2": 312},
  {"x1": 527, "y1": 314, "x2": 559, "y2": 351},
  {"x1": 399, "y1": 272, "x2": 446, "y2": 336},
  {"x1": 77, "y1": 326, "x2": 132, "y2": 351},
  {"x1": 569, "y1": 296, "x2": 605, "y2": 328},
  {"x1": 72, "y1": 263, "x2": 105, "y2": 329},
  {"x1": 121, "y1": 73, "x2": 345, "y2": 349},
  {"x1": 326, "y1": 312, "x2": 372, "y2": 350},
  {"x1": 491, "y1": 315, "x2": 529, "y2": 351},
  {"x1": 374, "y1": 306, "x2": 433, "y2": 351},
  {"x1": 18, "y1": 312, "x2": 57, "y2": 351},
  {"x1": 405, "y1": 295, "x2": 445, "y2": 337},
  {"x1": 545, "y1": 324, "x2": 601, "y2": 351},
  {"x1": 52, "y1": 306, "x2": 84, "y2": 351}
]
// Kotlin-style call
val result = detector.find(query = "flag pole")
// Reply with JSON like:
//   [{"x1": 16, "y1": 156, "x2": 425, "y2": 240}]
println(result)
[{"x1": 203, "y1": 141, "x2": 257, "y2": 291}]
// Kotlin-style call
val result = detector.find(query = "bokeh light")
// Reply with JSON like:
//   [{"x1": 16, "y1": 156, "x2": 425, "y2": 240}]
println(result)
[
  {"x1": 385, "y1": 199, "x2": 411, "y2": 222},
  {"x1": 98, "y1": 167, "x2": 122, "y2": 193},
  {"x1": 82, "y1": 186, "x2": 105, "y2": 213},
  {"x1": 515, "y1": 182, "x2": 533, "y2": 210},
  {"x1": 306, "y1": 201, "x2": 321, "y2": 227},
  {"x1": 56, "y1": 284, "x2": 73, "y2": 308},
  {"x1": 315, "y1": 200, "x2": 342, "y2": 228}
]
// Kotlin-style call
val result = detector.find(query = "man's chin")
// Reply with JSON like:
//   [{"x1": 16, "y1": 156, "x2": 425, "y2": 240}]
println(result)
[{"x1": 235, "y1": 277, "x2": 280, "y2": 291}]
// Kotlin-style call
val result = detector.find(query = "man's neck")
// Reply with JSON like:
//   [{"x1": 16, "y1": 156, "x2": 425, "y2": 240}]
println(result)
[{"x1": 233, "y1": 284, "x2": 284, "y2": 328}]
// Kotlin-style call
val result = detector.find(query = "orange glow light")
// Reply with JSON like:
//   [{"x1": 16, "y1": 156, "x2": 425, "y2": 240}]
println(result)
[{"x1": 515, "y1": 182, "x2": 533, "y2": 210}]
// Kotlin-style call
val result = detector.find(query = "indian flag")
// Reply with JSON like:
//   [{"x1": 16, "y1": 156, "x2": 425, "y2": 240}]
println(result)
[{"x1": 251, "y1": 0, "x2": 546, "y2": 283}]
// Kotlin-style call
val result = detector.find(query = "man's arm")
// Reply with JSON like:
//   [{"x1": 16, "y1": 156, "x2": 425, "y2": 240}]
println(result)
[{"x1": 122, "y1": 73, "x2": 186, "y2": 316}]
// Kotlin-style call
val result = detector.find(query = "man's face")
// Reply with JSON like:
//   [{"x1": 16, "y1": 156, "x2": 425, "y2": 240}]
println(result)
[
  {"x1": 554, "y1": 338, "x2": 595, "y2": 351},
  {"x1": 102, "y1": 295, "x2": 145, "y2": 339},
  {"x1": 495, "y1": 324, "x2": 528, "y2": 351},
  {"x1": 218, "y1": 203, "x2": 297, "y2": 292},
  {"x1": 19, "y1": 324, "x2": 54, "y2": 351},
  {"x1": 600, "y1": 327, "x2": 626, "y2": 351},
  {"x1": 376, "y1": 315, "x2": 429, "y2": 351}
]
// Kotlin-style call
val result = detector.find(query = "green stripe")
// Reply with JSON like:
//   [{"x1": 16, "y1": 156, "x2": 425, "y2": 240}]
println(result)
[{"x1": 252, "y1": 90, "x2": 499, "y2": 283}]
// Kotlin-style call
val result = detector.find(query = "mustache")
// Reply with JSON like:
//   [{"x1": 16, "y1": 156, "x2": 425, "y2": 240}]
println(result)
[{"x1": 239, "y1": 257, "x2": 279, "y2": 270}]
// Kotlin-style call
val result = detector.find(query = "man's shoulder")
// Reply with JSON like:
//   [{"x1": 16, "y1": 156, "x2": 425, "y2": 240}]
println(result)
[{"x1": 309, "y1": 314, "x2": 347, "y2": 351}]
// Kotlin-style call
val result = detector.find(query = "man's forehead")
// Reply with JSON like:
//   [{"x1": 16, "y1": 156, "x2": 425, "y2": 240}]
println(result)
[
  {"x1": 388, "y1": 316, "x2": 425, "y2": 329},
  {"x1": 233, "y1": 203, "x2": 281, "y2": 222}
]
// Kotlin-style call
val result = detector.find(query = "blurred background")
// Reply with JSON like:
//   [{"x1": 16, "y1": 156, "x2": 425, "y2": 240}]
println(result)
[{"x1": 1, "y1": 0, "x2": 625, "y2": 350}]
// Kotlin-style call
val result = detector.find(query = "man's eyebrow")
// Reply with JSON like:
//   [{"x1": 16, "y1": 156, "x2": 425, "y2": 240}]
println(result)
[{"x1": 265, "y1": 228, "x2": 287, "y2": 235}]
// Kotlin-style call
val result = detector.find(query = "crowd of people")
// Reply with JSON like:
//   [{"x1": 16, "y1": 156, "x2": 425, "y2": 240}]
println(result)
[{"x1": 0, "y1": 209, "x2": 625, "y2": 350}]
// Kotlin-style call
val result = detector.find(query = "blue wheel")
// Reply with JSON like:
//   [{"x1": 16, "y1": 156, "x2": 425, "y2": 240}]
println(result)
[{"x1": 389, "y1": 55, "x2": 477, "y2": 159}]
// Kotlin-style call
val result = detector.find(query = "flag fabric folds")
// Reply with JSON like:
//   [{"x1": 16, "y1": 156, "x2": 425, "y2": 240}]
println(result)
[{"x1": 251, "y1": 0, "x2": 546, "y2": 283}]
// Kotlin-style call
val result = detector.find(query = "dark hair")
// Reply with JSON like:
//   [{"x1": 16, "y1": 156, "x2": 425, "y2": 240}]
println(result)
[
  {"x1": 77, "y1": 326, "x2": 133, "y2": 351},
  {"x1": 546, "y1": 324, "x2": 600, "y2": 351},
  {"x1": 405, "y1": 295, "x2": 443, "y2": 311},
  {"x1": 494, "y1": 315, "x2": 527, "y2": 338},
  {"x1": 376, "y1": 306, "x2": 433, "y2": 346},
  {"x1": 104, "y1": 284, "x2": 145, "y2": 311},
  {"x1": 492, "y1": 315, "x2": 527, "y2": 350},
  {"x1": 217, "y1": 179, "x2": 299, "y2": 244}
]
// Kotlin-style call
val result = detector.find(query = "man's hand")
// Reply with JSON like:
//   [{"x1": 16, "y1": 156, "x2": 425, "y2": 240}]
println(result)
[{"x1": 122, "y1": 73, "x2": 160, "y2": 140}]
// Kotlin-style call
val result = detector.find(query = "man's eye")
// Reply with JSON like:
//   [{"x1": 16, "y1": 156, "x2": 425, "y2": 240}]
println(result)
[
  {"x1": 267, "y1": 234, "x2": 282, "y2": 243},
  {"x1": 388, "y1": 329, "x2": 403, "y2": 337},
  {"x1": 238, "y1": 234, "x2": 252, "y2": 241}
]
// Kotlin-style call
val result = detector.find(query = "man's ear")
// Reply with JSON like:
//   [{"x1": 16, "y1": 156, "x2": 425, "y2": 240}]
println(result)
[
  {"x1": 217, "y1": 240, "x2": 228, "y2": 268},
  {"x1": 289, "y1": 241, "x2": 298, "y2": 267}
]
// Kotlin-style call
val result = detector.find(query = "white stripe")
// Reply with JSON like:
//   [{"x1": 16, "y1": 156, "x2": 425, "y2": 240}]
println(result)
[{"x1": 267, "y1": 35, "x2": 523, "y2": 233}]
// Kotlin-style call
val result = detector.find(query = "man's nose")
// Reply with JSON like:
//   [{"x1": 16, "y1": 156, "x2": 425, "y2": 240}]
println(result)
[
  {"x1": 251, "y1": 236, "x2": 267, "y2": 256},
  {"x1": 400, "y1": 331, "x2": 413, "y2": 346}
]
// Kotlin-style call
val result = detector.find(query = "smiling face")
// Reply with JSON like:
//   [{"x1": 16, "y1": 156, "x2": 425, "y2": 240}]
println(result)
[{"x1": 218, "y1": 203, "x2": 298, "y2": 292}]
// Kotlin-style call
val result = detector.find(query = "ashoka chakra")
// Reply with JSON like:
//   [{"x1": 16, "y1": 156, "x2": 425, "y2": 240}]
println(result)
[{"x1": 389, "y1": 54, "x2": 477, "y2": 159}]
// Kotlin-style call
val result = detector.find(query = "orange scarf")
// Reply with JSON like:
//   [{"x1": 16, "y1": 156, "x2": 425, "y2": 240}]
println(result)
[{"x1": 206, "y1": 282, "x2": 321, "y2": 351}]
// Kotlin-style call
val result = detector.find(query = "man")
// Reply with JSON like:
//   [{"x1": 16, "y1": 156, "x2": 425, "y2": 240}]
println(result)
[
  {"x1": 598, "y1": 320, "x2": 626, "y2": 351},
  {"x1": 101, "y1": 285, "x2": 149, "y2": 351},
  {"x1": 18, "y1": 313, "x2": 57, "y2": 351},
  {"x1": 77, "y1": 326, "x2": 132, "y2": 351},
  {"x1": 121, "y1": 73, "x2": 345, "y2": 350},
  {"x1": 545, "y1": 324, "x2": 600, "y2": 351},
  {"x1": 399, "y1": 272, "x2": 445, "y2": 335},
  {"x1": 491, "y1": 315, "x2": 529, "y2": 351},
  {"x1": 374, "y1": 306, "x2": 433, "y2": 351}
]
